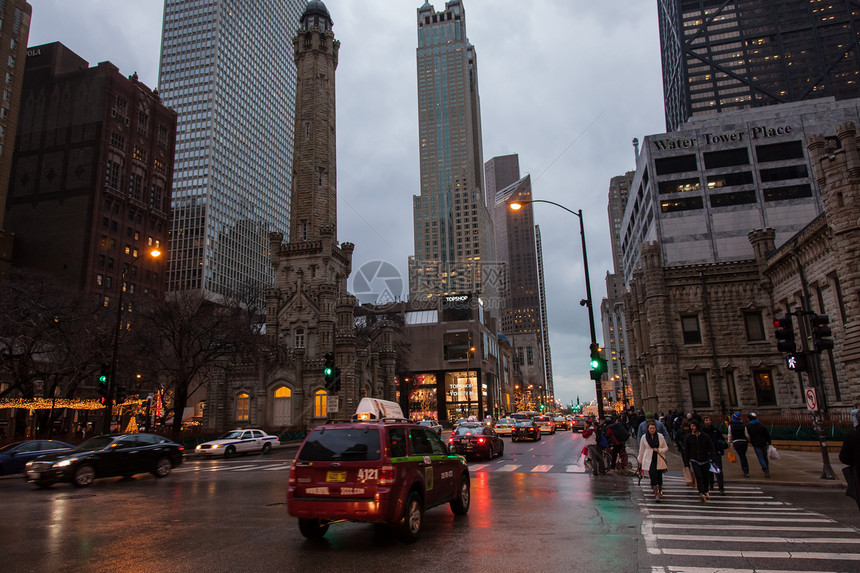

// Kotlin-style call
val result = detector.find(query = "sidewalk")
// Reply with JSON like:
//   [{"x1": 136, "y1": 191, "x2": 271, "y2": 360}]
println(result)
[{"x1": 658, "y1": 443, "x2": 848, "y2": 489}]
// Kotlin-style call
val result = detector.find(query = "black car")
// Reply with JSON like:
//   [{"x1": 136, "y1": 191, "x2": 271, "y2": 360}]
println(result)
[
  {"x1": 24, "y1": 433, "x2": 184, "y2": 488},
  {"x1": 0, "y1": 440, "x2": 74, "y2": 476},
  {"x1": 448, "y1": 424, "x2": 504, "y2": 459},
  {"x1": 511, "y1": 420, "x2": 541, "y2": 442}
]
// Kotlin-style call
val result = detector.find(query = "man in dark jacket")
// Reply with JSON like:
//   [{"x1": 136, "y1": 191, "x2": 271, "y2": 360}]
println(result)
[
  {"x1": 702, "y1": 416, "x2": 726, "y2": 494},
  {"x1": 746, "y1": 412, "x2": 772, "y2": 477},
  {"x1": 606, "y1": 416, "x2": 631, "y2": 469},
  {"x1": 839, "y1": 411, "x2": 860, "y2": 510}
]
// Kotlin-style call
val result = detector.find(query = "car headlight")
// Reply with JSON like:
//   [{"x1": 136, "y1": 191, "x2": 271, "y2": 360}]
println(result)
[{"x1": 54, "y1": 458, "x2": 76, "y2": 468}]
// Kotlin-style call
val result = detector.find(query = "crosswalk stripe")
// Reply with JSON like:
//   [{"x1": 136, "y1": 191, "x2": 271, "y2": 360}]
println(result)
[
  {"x1": 648, "y1": 548, "x2": 860, "y2": 560},
  {"x1": 653, "y1": 567, "x2": 841, "y2": 573},
  {"x1": 497, "y1": 464, "x2": 520, "y2": 472},
  {"x1": 643, "y1": 514, "x2": 832, "y2": 522},
  {"x1": 650, "y1": 523, "x2": 855, "y2": 533},
  {"x1": 531, "y1": 465, "x2": 552, "y2": 472},
  {"x1": 648, "y1": 534, "x2": 860, "y2": 544},
  {"x1": 234, "y1": 464, "x2": 284, "y2": 472},
  {"x1": 566, "y1": 465, "x2": 586, "y2": 473}
]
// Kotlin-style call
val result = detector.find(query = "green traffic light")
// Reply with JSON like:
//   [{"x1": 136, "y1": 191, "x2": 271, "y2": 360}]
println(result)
[
  {"x1": 589, "y1": 359, "x2": 599, "y2": 369},
  {"x1": 98, "y1": 375, "x2": 107, "y2": 383},
  {"x1": 324, "y1": 367, "x2": 333, "y2": 376}
]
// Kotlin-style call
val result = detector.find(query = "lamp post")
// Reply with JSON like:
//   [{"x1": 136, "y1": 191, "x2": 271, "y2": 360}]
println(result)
[
  {"x1": 510, "y1": 199, "x2": 605, "y2": 419},
  {"x1": 103, "y1": 249, "x2": 160, "y2": 434},
  {"x1": 466, "y1": 345, "x2": 476, "y2": 418}
]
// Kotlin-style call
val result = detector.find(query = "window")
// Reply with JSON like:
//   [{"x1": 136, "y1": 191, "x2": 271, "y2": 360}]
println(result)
[
  {"x1": 658, "y1": 177, "x2": 701, "y2": 194},
  {"x1": 236, "y1": 392, "x2": 250, "y2": 421},
  {"x1": 689, "y1": 373, "x2": 710, "y2": 408},
  {"x1": 706, "y1": 171, "x2": 753, "y2": 189},
  {"x1": 314, "y1": 390, "x2": 328, "y2": 418},
  {"x1": 710, "y1": 191, "x2": 757, "y2": 207},
  {"x1": 655, "y1": 154, "x2": 698, "y2": 175},
  {"x1": 763, "y1": 184, "x2": 812, "y2": 202},
  {"x1": 744, "y1": 312, "x2": 766, "y2": 341},
  {"x1": 756, "y1": 141, "x2": 804, "y2": 163},
  {"x1": 295, "y1": 328, "x2": 305, "y2": 348},
  {"x1": 759, "y1": 164, "x2": 808, "y2": 182},
  {"x1": 105, "y1": 160, "x2": 119, "y2": 189},
  {"x1": 725, "y1": 370, "x2": 738, "y2": 407},
  {"x1": 681, "y1": 315, "x2": 702, "y2": 344},
  {"x1": 110, "y1": 133, "x2": 125, "y2": 150},
  {"x1": 661, "y1": 197, "x2": 703, "y2": 213},
  {"x1": 129, "y1": 173, "x2": 142, "y2": 200},
  {"x1": 96, "y1": 274, "x2": 103, "y2": 286},
  {"x1": 443, "y1": 331, "x2": 470, "y2": 360},
  {"x1": 753, "y1": 370, "x2": 777, "y2": 406},
  {"x1": 526, "y1": 346, "x2": 534, "y2": 365},
  {"x1": 703, "y1": 148, "x2": 749, "y2": 169}
]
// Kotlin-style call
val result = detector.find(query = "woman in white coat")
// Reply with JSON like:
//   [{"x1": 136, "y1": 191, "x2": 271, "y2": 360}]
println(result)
[{"x1": 638, "y1": 421, "x2": 669, "y2": 501}]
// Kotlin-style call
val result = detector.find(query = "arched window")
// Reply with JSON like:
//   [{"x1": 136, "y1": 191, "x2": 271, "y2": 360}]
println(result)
[
  {"x1": 314, "y1": 390, "x2": 328, "y2": 418},
  {"x1": 274, "y1": 387, "x2": 291, "y2": 399},
  {"x1": 273, "y1": 386, "x2": 291, "y2": 426},
  {"x1": 237, "y1": 392, "x2": 250, "y2": 421},
  {"x1": 295, "y1": 328, "x2": 305, "y2": 348}
]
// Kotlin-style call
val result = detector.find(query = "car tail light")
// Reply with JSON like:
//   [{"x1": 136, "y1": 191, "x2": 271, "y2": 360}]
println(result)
[
  {"x1": 380, "y1": 465, "x2": 396, "y2": 486},
  {"x1": 178, "y1": 445, "x2": 185, "y2": 453},
  {"x1": 288, "y1": 460, "x2": 296, "y2": 485},
  {"x1": 477, "y1": 437, "x2": 486, "y2": 444}
]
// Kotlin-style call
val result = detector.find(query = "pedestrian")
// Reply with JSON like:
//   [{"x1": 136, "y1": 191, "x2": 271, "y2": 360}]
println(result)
[
  {"x1": 636, "y1": 411, "x2": 671, "y2": 446},
  {"x1": 606, "y1": 415, "x2": 631, "y2": 469},
  {"x1": 702, "y1": 415, "x2": 727, "y2": 495},
  {"x1": 850, "y1": 396, "x2": 860, "y2": 429},
  {"x1": 684, "y1": 419, "x2": 716, "y2": 502},
  {"x1": 637, "y1": 421, "x2": 669, "y2": 502},
  {"x1": 582, "y1": 419, "x2": 606, "y2": 476},
  {"x1": 839, "y1": 411, "x2": 860, "y2": 511},
  {"x1": 728, "y1": 412, "x2": 752, "y2": 478},
  {"x1": 676, "y1": 418, "x2": 694, "y2": 486},
  {"x1": 746, "y1": 413, "x2": 772, "y2": 477}
]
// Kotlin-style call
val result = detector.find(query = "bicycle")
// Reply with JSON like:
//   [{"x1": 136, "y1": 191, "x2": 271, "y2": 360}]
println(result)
[{"x1": 604, "y1": 444, "x2": 641, "y2": 479}]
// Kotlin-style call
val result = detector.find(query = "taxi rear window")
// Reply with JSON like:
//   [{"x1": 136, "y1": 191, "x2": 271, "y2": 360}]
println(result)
[{"x1": 298, "y1": 428, "x2": 382, "y2": 461}]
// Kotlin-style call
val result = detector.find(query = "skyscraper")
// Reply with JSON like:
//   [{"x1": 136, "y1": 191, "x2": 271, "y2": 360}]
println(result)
[
  {"x1": 658, "y1": 0, "x2": 860, "y2": 131},
  {"x1": 158, "y1": 0, "x2": 305, "y2": 301},
  {"x1": 409, "y1": 0, "x2": 496, "y2": 302},
  {"x1": 486, "y1": 154, "x2": 554, "y2": 402}
]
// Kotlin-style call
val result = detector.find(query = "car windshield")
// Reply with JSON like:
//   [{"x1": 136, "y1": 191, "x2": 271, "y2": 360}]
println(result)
[
  {"x1": 298, "y1": 428, "x2": 382, "y2": 462},
  {"x1": 76, "y1": 436, "x2": 116, "y2": 451},
  {"x1": 219, "y1": 431, "x2": 245, "y2": 440},
  {"x1": 418, "y1": 421, "x2": 435, "y2": 426},
  {"x1": 498, "y1": 418, "x2": 515, "y2": 424},
  {"x1": 454, "y1": 425, "x2": 483, "y2": 435},
  {"x1": 515, "y1": 421, "x2": 533, "y2": 427}
]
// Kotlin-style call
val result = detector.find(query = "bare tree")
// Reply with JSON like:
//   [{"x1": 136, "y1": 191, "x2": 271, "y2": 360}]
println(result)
[{"x1": 128, "y1": 290, "x2": 260, "y2": 440}]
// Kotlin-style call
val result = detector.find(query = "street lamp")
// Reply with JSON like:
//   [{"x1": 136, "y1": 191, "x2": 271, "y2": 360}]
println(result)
[
  {"x1": 103, "y1": 248, "x2": 161, "y2": 433},
  {"x1": 466, "y1": 345, "x2": 476, "y2": 418},
  {"x1": 510, "y1": 199, "x2": 605, "y2": 419}
]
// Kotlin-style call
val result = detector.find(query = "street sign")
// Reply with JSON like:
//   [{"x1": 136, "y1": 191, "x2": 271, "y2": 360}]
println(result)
[
  {"x1": 805, "y1": 388, "x2": 818, "y2": 412},
  {"x1": 327, "y1": 396, "x2": 339, "y2": 414}
]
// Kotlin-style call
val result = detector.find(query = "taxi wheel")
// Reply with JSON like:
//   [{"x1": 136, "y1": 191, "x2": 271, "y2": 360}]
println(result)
[
  {"x1": 224, "y1": 446, "x2": 236, "y2": 459},
  {"x1": 298, "y1": 518, "x2": 329, "y2": 539},
  {"x1": 450, "y1": 474, "x2": 470, "y2": 515},
  {"x1": 261, "y1": 443, "x2": 272, "y2": 454},
  {"x1": 398, "y1": 492, "x2": 423, "y2": 543},
  {"x1": 73, "y1": 465, "x2": 95, "y2": 488}
]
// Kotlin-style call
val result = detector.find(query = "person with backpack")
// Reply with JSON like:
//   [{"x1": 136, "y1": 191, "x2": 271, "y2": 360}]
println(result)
[
  {"x1": 702, "y1": 415, "x2": 727, "y2": 494},
  {"x1": 746, "y1": 412, "x2": 772, "y2": 478},
  {"x1": 582, "y1": 419, "x2": 607, "y2": 476},
  {"x1": 728, "y1": 412, "x2": 752, "y2": 477},
  {"x1": 685, "y1": 419, "x2": 717, "y2": 502},
  {"x1": 606, "y1": 415, "x2": 631, "y2": 470}
]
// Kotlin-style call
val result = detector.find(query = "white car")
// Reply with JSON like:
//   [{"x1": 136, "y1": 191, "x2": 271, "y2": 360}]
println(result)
[
  {"x1": 195, "y1": 429, "x2": 280, "y2": 458},
  {"x1": 417, "y1": 420, "x2": 443, "y2": 436},
  {"x1": 494, "y1": 417, "x2": 517, "y2": 436}
]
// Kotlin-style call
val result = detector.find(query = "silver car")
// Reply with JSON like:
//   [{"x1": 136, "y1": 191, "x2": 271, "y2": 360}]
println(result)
[{"x1": 417, "y1": 419, "x2": 443, "y2": 436}]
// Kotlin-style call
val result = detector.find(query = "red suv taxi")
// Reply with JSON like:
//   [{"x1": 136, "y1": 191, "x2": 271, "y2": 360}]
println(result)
[{"x1": 287, "y1": 417, "x2": 470, "y2": 542}]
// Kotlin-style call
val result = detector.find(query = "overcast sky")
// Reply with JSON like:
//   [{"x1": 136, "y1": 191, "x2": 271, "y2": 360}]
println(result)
[{"x1": 26, "y1": 0, "x2": 667, "y2": 407}]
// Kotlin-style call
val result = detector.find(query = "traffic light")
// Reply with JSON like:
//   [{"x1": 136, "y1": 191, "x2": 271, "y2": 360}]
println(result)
[
  {"x1": 589, "y1": 346, "x2": 607, "y2": 381},
  {"x1": 774, "y1": 315, "x2": 796, "y2": 353},
  {"x1": 98, "y1": 362, "x2": 110, "y2": 403},
  {"x1": 787, "y1": 353, "x2": 809, "y2": 373},
  {"x1": 323, "y1": 353, "x2": 335, "y2": 393},
  {"x1": 811, "y1": 314, "x2": 834, "y2": 352}
]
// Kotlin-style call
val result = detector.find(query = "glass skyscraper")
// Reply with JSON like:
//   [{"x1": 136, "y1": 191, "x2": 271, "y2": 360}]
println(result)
[
  {"x1": 158, "y1": 0, "x2": 305, "y2": 301},
  {"x1": 409, "y1": 0, "x2": 497, "y2": 302},
  {"x1": 659, "y1": 0, "x2": 860, "y2": 131}
]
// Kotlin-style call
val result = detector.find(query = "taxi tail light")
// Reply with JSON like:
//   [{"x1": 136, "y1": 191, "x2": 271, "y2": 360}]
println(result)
[
  {"x1": 477, "y1": 437, "x2": 486, "y2": 444},
  {"x1": 380, "y1": 465, "x2": 396, "y2": 486},
  {"x1": 288, "y1": 460, "x2": 297, "y2": 485}
]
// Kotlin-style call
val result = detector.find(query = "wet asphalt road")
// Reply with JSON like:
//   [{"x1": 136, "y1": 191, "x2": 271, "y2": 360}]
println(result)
[{"x1": 0, "y1": 431, "x2": 646, "y2": 573}]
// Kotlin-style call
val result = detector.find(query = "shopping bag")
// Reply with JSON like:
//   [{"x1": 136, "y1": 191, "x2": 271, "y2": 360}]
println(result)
[
  {"x1": 709, "y1": 461, "x2": 721, "y2": 474},
  {"x1": 727, "y1": 448, "x2": 737, "y2": 463},
  {"x1": 683, "y1": 466, "x2": 695, "y2": 486},
  {"x1": 768, "y1": 445, "x2": 780, "y2": 460}
]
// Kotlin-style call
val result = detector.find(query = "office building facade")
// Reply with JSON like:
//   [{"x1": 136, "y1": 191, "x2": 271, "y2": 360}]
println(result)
[
  {"x1": 486, "y1": 153, "x2": 554, "y2": 402},
  {"x1": 409, "y1": 0, "x2": 497, "y2": 302},
  {"x1": 6, "y1": 43, "x2": 175, "y2": 301},
  {"x1": 658, "y1": 0, "x2": 860, "y2": 132},
  {"x1": 0, "y1": 0, "x2": 30, "y2": 275},
  {"x1": 158, "y1": 0, "x2": 305, "y2": 301}
]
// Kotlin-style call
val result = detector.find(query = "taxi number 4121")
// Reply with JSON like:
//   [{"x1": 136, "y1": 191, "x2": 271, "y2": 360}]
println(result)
[{"x1": 357, "y1": 468, "x2": 379, "y2": 481}]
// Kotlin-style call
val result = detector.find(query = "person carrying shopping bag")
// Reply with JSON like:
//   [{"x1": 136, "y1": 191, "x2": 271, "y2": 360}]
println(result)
[
  {"x1": 685, "y1": 419, "x2": 716, "y2": 502},
  {"x1": 638, "y1": 421, "x2": 669, "y2": 502}
]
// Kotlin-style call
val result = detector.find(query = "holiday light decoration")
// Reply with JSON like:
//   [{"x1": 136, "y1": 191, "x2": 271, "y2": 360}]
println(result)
[{"x1": 0, "y1": 397, "x2": 147, "y2": 411}]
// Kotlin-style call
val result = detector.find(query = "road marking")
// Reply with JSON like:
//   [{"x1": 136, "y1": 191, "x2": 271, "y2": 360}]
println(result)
[
  {"x1": 497, "y1": 464, "x2": 520, "y2": 472},
  {"x1": 647, "y1": 534, "x2": 860, "y2": 544},
  {"x1": 470, "y1": 465, "x2": 489, "y2": 472},
  {"x1": 233, "y1": 464, "x2": 285, "y2": 472},
  {"x1": 645, "y1": 507, "x2": 813, "y2": 515},
  {"x1": 650, "y1": 523, "x2": 855, "y2": 533},
  {"x1": 644, "y1": 514, "x2": 832, "y2": 522},
  {"x1": 653, "y1": 567, "x2": 841, "y2": 573},
  {"x1": 262, "y1": 464, "x2": 290, "y2": 471},
  {"x1": 531, "y1": 465, "x2": 551, "y2": 473},
  {"x1": 566, "y1": 465, "x2": 587, "y2": 473},
  {"x1": 647, "y1": 548, "x2": 860, "y2": 560}
]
